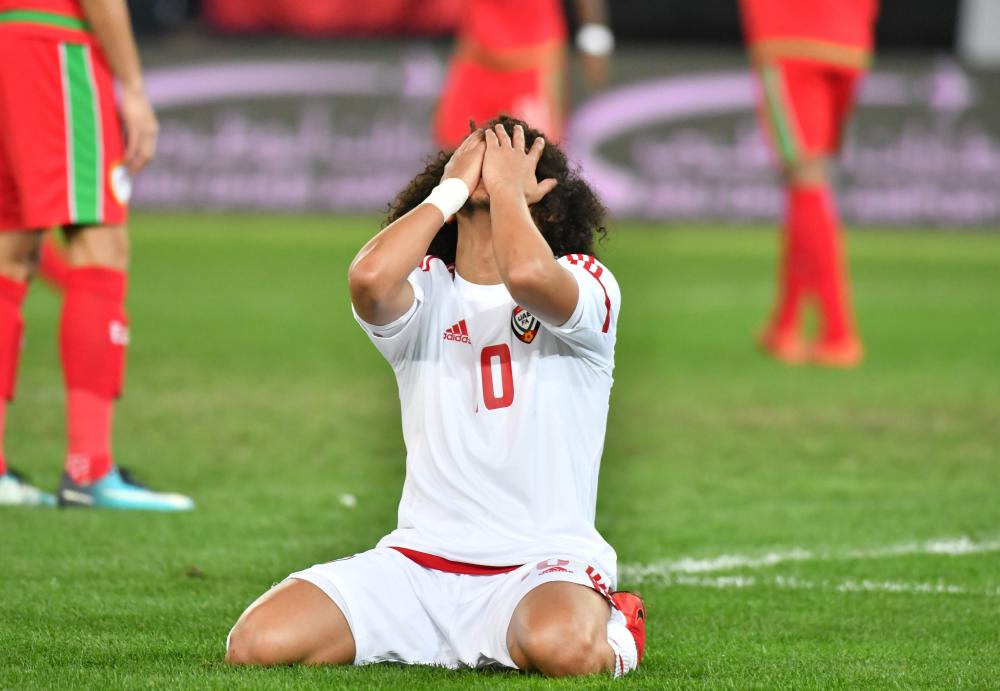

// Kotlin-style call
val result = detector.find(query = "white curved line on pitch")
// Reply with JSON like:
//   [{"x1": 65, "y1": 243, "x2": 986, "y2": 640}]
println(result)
[
  {"x1": 621, "y1": 536, "x2": 1000, "y2": 579},
  {"x1": 627, "y1": 573, "x2": 1000, "y2": 597}
]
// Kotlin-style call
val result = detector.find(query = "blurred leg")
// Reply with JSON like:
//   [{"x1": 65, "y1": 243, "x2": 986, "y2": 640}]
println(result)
[
  {"x1": 804, "y1": 182, "x2": 856, "y2": 346},
  {"x1": 755, "y1": 61, "x2": 828, "y2": 360},
  {"x1": 756, "y1": 59, "x2": 861, "y2": 365},
  {"x1": 810, "y1": 68, "x2": 864, "y2": 356},
  {"x1": 0, "y1": 231, "x2": 42, "y2": 476},
  {"x1": 60, "y1": 224, "x2": 129, "y2": 484}
]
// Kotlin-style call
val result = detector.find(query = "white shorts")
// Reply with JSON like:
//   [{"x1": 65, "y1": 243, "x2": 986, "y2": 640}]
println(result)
[{"x1": 286, "y1": 547, "x2": 614, "y2": 669}]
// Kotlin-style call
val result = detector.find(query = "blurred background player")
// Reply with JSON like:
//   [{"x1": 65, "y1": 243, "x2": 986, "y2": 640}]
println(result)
[
  {"x1": 0, "y1": 0, "x2": 194, "y2": 509},
  {"x1": 434, "y1": 0, "x2": 613, "y2": 150},
  {"x1": 741, "y1": 0, "x2": 879, "y2": 367}
]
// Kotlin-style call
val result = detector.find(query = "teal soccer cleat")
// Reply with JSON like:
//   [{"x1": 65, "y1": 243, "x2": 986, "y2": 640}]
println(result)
[
  {"x1": 0, "y1": 469, "x2": 57, "y2": 507},
  {"x1": 58, "y1": 466, "x2": 194, "y2": 511}
]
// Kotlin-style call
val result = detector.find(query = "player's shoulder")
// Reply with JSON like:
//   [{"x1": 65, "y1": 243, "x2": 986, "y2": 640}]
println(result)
[
  {"x1": 559, "y1": 253, "x2": 620, "y2": 290},
  {"x1": 418, "y1": 255, "x2": 455, "y2": 275},
  {"x1": 415, "y1": 255, "x2": 457, "y2": 286},
  {"x1": 559, "y1": 253, "x2": 612, "y2": 273},
  {"x1": 559, "y1": 253, "x2": 621, "y2": 316}
]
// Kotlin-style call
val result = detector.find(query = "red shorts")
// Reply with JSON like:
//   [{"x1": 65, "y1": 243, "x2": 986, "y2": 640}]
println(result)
[
  {"x1": 434, "y1": 57, "x2": 565, "y2": 150},
  {"x1": 0, "y1": 31, "x2": 128, "y2": 231},
  {"x1": 753, "y1": 58, "x2": 864, "y2": 166}
]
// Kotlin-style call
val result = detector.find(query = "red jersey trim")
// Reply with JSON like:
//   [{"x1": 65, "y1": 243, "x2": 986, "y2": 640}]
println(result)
[
  {"x1": 0, "y1": 7, "x2": 92, "y2": 42},
  {"x1": 564, "y1": 254, "x2": 612, "y2": 333},
  {"x1": 390, "y1": 547, "x2": 522, "y2": 575},
  {"x1": 0, "y1": 8, "x2": 86, "y2": 29},
  {"x1": 749, "y1": 39, "x2": 872, "y2": 70},
  {"x1": 455, "y1": 37, "x2": 565, "y2": 73},
  {"x1": 739, "y1": 0, "x2": 878, "y2": 52},
  {"x1": 419, "y1": 255, "x2": 456, "y2": 278},
  {"x1": 419, "y1": 255, "x2": 441, "y2": 272}
]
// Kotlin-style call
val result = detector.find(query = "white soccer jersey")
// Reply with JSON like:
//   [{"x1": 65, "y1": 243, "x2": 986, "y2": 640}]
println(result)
[{"x1": 353, "y1": 253, "x2": 622, "y2": 581}]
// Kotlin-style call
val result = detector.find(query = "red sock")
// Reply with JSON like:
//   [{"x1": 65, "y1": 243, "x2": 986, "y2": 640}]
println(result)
[
  {"x1": 0, "y1": 275, "x2": 28, "y2": 476},
  {"x1": 60, "y1": 268, "x2": 128, "y2": 484},
  {"x1": 769, "y1": 186, "x2": 812, "y2": 335},
  {"x1": 0, "y1": 399, "x2": 7, "y2": 476},
  {"x1": 65, "y1": 390, "x2": 113, "y2": 483},
  {"x1": 38, "y1": 234, "x2": 72, "y2": 292},
  {"x1": 796, "y1": 185, "x2": 856, "y2": 343}
]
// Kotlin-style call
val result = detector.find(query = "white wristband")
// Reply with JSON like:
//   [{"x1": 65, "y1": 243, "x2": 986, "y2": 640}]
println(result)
[
  {"x1": 576, "y1": 23, "x2": 615, "y2": 56},
  {"x1": 424, "y1": 178, "x2": 470, "y2": 219}
]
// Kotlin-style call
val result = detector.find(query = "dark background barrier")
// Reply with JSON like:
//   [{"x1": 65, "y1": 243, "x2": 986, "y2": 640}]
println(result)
[
  {"x1": 130, "y1": 0, "x2": 962, "y2": 49},
  {"x1": 601, "y1": 0, "x2": 959, "y2": 48}
]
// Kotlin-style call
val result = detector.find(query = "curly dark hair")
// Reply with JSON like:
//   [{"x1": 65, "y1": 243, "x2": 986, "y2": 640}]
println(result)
[{"x1": 384, "y1": 115, "x2": 608, "y2": 264}]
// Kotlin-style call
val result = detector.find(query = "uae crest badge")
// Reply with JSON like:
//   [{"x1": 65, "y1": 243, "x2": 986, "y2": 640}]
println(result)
[{"x1": 511, "y1": 306, "x2": 540, "y2": 344}]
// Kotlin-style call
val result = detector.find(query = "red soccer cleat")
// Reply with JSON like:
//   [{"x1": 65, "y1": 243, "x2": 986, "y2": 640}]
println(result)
[
  {"x1": 757, "y1": 327, "x2": 808, "y2": 365},
  {"x1": 810, "y1": 336, "x2": 864, "y2": 368},
  {"x1": 611, "y1": 591, "x2": 646, "y2": 665}
]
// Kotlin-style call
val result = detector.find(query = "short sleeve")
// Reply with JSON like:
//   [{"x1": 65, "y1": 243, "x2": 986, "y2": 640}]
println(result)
[
  {"x1": 538, "y1": 254, "x2": 621, "y2": 368},
  {"x1": 352, "y1": 267, "x2": 429, "y2": 368}
]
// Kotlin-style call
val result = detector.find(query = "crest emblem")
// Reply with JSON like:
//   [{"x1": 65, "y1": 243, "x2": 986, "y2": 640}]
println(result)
[
  {"x1": 109, "y1": 163, "x2": 132, "y2": 205},
  {"x1": 511, "y1": 306, "x2": 540, "y2": 344}
]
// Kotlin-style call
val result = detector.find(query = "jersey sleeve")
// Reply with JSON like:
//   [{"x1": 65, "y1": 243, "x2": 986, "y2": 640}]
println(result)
[
  {"x1": 539, "y1": 254, "x2": 621, "y2": 368},
  {"x1": 352, "y1": 258, "x2": 437, "y2": 368}
]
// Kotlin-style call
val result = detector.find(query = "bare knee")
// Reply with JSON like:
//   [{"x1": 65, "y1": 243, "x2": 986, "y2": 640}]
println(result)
[
  {"x1": 64, "y1": 224, "x2": 129, "y2": 270},
  {"x1": 225, "y1": 580, "x2": 355, "y2": 667},
  {"x1": 225, "y1": 613, "x2": 291, "y2": 666},
  {"x1": 783, "y1": 155, "x2": 829, "y2": 187},
  {"x1": 514, "y1": 613, "x2": 611, "y2": 677},
  {"x1": 0, "y1": 231, "x2": 43, "y2": 282}
]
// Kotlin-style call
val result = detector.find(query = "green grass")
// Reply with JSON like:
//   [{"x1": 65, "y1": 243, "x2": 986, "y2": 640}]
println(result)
[{"x1": 2, "y1": 216, "x2": 999, "y2": 689}]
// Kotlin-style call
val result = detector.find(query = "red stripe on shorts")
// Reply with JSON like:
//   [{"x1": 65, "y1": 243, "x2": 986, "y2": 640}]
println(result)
[{"x1": 390, "y1": 547, "x2": 522, "y2": 575}]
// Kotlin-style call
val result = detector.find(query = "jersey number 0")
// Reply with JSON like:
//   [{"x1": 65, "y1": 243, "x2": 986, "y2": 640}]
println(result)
[{"x1": 480, "y1": 344, "x2": 514, "y2": 410}]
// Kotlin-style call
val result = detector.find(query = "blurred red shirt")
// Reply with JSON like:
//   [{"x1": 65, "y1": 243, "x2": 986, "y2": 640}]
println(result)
[
  {"x1": 740, "y1": 0, "x2": 880, "y2": 68},
  {"x1": 0, "y1": 0, "x2": 81, "y2": 15},
  {"x1": 462, "y1": 0, "x2": 566, "y2": 53},
  {"x1": 0, "y1": 0, "x2": 92, "y2": 42}
]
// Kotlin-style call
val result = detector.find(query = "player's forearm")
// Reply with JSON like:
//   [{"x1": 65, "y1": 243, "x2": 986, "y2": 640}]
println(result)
[
  {"x1": 348, "y1": 205, "x2": 443, "y2": 323},
  {"x1": 352, "y1": 206, "x2": 443, "y2": 288},
  {"x1": 573, "y1": 0, "x2": 609, "y2": 26},
  {"x1": 489, "y1": 186, "x2": 576, "y2": 323},
  {"x1": 80, "y1": 0, "x2": 145, "y2": 91},
  {"x1": 573, "y1": 0, "x2": 614, "y2": 85}
]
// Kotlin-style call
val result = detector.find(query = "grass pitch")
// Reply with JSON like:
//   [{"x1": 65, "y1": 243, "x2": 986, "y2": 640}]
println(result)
[{"x1": 2, "y1": 215, "x2": 999, "y2": 689}]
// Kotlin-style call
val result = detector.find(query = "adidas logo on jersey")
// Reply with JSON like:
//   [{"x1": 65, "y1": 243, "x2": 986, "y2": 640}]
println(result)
[{"x1": 443, "y1": 319, "x2": 471, "y2": 344}]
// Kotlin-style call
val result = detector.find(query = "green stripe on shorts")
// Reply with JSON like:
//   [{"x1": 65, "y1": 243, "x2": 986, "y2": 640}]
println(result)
[
  {"x1": 759, "y1": 65, "x2": 799, "y2": 166},
  {"x1": 60, "y1": 43, "x2": 103, "y2": 224},
  {"x1": 0, "y1": 9, "x2": 89, "y2": 31}
]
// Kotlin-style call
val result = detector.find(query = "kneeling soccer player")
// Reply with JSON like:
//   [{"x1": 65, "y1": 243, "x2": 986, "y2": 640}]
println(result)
[{"x1": 226, "y1": 117, "x2": 645, "y2": 677}]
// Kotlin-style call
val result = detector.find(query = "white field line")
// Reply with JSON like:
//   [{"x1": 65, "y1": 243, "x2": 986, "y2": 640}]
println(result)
[
  {"x1": 641, "y1": 573, "x2": 1000, "y2": 597},
  {"x1": 620, "y1": 536, "x2": 1000, "y2": 597},
  {"x1": 622, "y1": 536, "x2": 1000, "y2": 580}
]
